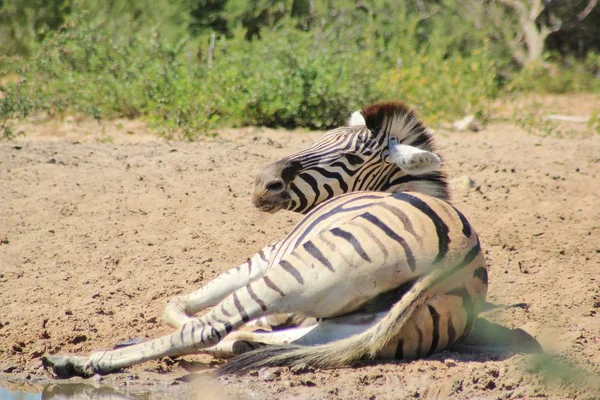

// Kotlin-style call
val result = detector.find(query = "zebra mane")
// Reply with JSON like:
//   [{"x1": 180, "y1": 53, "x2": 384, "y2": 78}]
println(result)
[
  {"x1": 361, "y1": 101, "x2": 435, "y2": 151},
  {"x1": 361, "y1": 101, "x2": 449, "y2": 201}
]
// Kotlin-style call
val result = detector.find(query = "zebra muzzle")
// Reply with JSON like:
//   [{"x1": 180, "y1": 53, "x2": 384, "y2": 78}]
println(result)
[{"x1": 253, "y1": 197, "x2": 291, "y2": 213}]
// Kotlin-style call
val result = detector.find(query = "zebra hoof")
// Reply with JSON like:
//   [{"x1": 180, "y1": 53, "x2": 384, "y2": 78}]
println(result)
[{"x1": 42, "y1": 355, "x2": 93, "y2": 379}]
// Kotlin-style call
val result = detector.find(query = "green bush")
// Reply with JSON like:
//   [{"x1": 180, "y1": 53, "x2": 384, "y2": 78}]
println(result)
[
  {"x1": 2, "y1": 1, "x2": 595, "y2": 140},
  {"x1": 0, "y1": 8, "x2": 499, "y2": 139},
  {"x1": 204, "y1": 25, "x2": 383, "y2": 129},
  {"x1": 506, "y1": 53, "x2": 600, "y2": 94},
  {"x1": 0, "y1": 0, "x2": 73, "y2": 56}
]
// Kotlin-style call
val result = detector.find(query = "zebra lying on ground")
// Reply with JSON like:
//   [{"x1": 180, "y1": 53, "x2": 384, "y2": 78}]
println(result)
[{"x1": 42, "y1": 101, "x2": 487, "y2": 378}]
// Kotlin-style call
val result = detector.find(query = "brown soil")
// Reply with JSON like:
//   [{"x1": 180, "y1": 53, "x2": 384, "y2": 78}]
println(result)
[{"x1": 1, "y1": 100, "x2": 600, "y2": 399}]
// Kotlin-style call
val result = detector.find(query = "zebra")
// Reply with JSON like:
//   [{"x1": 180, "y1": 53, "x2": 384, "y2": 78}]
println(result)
[{"x1": 42, "y1": 101, "x2": 487, "y2": 378}]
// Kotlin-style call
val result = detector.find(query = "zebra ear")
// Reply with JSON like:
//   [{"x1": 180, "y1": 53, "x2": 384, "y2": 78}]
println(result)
[
  {"x1": 387, "y1": 137, "x2": 441, "y2": 175},
  {"x1": 347, "y1": 110, "x2": 366, "y2": 126}
]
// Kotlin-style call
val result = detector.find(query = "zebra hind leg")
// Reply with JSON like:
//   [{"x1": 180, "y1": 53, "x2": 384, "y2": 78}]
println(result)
[
  {"x1": 213, "y1": 312, "x2": 387, "y2": 360},
  {"x1": 219, "y1": 291, "x2": 476, "y2": 375},
  {"x1": 376, "y1": 293, "x2": 471, "y2": 360},
  {"x1": 163, "y1": 242, "x2": 279, "y2": 329}
]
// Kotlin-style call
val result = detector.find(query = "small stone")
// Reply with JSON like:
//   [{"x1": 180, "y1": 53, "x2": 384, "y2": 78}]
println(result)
[
  {"x1": 453, "y1": 115, "x2": 483, "y2": 132},
  {"x1": 445, "y1": 359, "x2": 457, "y2": 367},
  {"x1": 290, "y1": 363, "x2": 314, "y2": 374},
  {"x1": 451, "y1": 176, "x2": 476, "y2": 191},
  {"x1": 385, "y1": 374, "x2": 401, "y2": 387},
  {"x1": 503, "y1": 379, "x2": 519, "y2": 391},
  {"x1": 258, "y1": 367, "x2": 280, "y2": 381}
]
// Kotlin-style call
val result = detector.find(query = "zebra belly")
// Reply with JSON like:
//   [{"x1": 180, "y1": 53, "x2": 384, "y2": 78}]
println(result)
[{"x1": 291, "y1": 311, "x2": 389, "y2": 346}]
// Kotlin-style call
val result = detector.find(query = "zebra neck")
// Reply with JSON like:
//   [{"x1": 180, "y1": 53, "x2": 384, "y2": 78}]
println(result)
[{"x1": 377, "y1": 168, "x2": 449, "y2": 201}]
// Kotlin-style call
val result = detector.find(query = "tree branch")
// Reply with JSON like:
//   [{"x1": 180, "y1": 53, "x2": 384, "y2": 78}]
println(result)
[
  {"x1": 560, "y1": 0, "x2": 598, "y2": 31},
  {"x1": 529, "y1": 0, "x2": 545, "y2": 20}
]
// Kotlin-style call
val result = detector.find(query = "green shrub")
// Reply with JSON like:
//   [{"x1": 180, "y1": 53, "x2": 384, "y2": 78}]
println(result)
[
  {"x1": 0, "y1": 72, "x2": 39, "y2": 140},
  {"x1": 1, "y1": 1, "x2": 599, "y2": 141},
  {"x1": 506, "y1": 53, "x2": 600, "y2": 94},
  {"x1": 1, "y1": 8, "x2": 502, "y2": 139},
  {"x1": 204, "y1": 24, "x2": 384, "y2": 130}
]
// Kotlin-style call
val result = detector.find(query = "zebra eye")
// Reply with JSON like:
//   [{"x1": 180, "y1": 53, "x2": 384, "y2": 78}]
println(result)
[{"x1": 346, "y1": 154, "x2": 364, "y2": 165}]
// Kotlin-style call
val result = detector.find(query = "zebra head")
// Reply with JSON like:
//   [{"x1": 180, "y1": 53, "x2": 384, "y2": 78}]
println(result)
[{"x1": 253, "y1": 101, "x2": 449, "y2": 214}]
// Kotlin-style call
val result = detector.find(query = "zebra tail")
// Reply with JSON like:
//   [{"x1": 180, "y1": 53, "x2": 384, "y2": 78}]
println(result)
[{"x1": 217, "y1": 268, "x2": 445, "y2": 375}]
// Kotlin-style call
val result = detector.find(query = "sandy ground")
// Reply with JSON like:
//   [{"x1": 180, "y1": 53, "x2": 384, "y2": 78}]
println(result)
[{"x1": 1, "y1": 99, "x2": 600, "y2": 399}]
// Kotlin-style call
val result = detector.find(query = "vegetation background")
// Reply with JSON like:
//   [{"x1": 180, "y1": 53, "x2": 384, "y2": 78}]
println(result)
[{"x1": 1, "y1": 0, "x2": 599, "y2": 139}]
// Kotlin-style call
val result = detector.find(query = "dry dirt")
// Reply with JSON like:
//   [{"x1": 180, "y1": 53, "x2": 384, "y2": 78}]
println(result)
[{"x1": 1, "y1": 99, "x2": 600, "y2": 399}]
